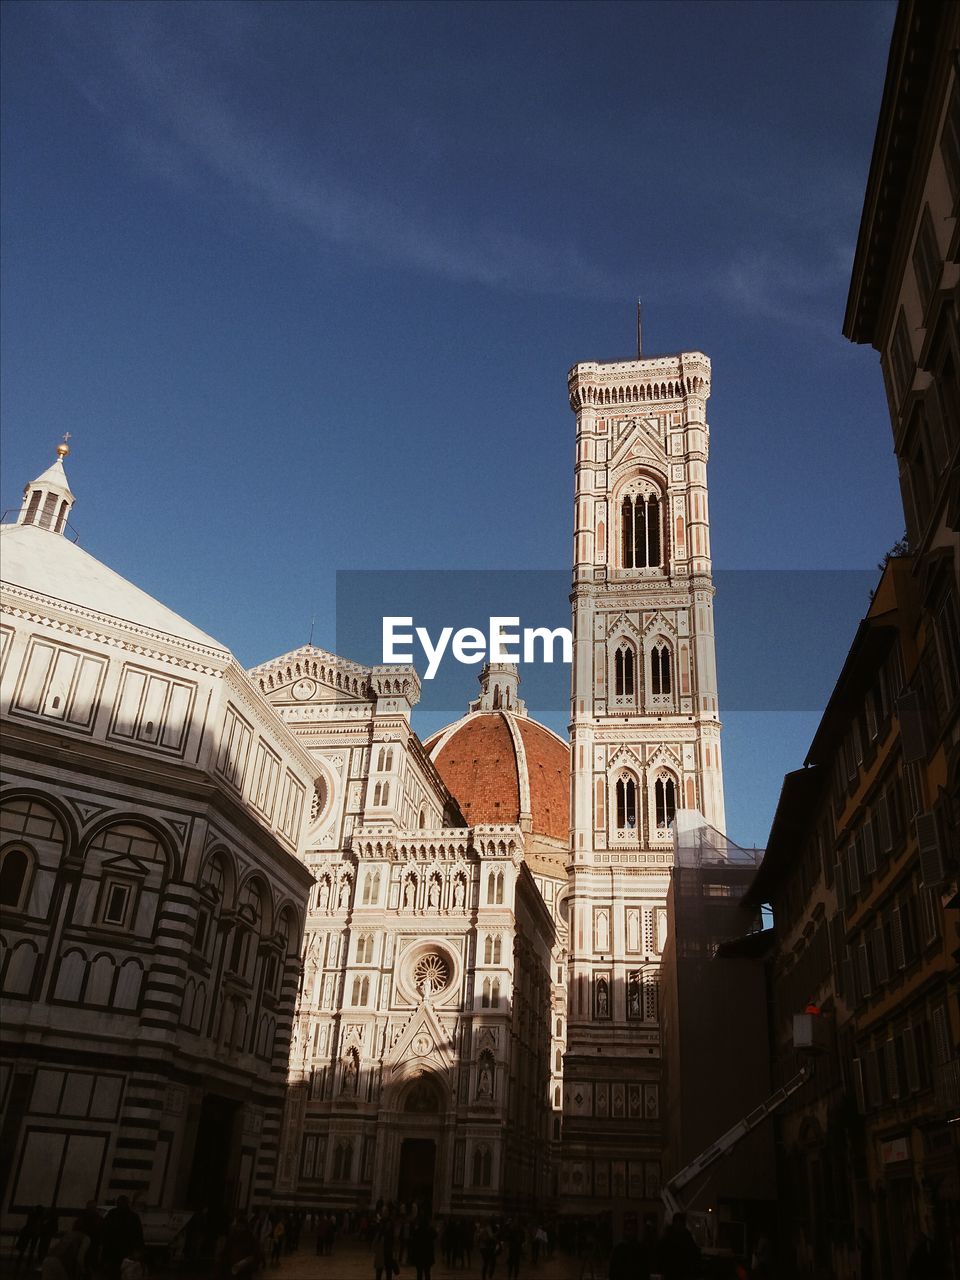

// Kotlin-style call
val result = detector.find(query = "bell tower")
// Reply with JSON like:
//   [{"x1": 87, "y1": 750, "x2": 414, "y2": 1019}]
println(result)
[{"x1": 561, "y1": 349, "x2": 726, "y2": 1214}]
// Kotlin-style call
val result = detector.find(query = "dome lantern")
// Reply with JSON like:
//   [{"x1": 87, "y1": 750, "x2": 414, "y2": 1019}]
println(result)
[{"x1": 17, "y1": 437, "x2": 75, "y2": 535}]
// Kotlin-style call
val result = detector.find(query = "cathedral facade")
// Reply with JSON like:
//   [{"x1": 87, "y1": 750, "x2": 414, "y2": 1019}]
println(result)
[{"x1": 254, "y1": 654, "x2": 566, "y2": 1214}]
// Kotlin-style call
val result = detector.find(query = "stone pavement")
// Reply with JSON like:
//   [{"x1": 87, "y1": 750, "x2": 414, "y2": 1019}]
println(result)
[
  {"x1": 266, "y1": 1242, "x2": 593, "y2": 1280},
  {"x1": 0, "y1": 1241, "x2": 599, "y2": 1280}
]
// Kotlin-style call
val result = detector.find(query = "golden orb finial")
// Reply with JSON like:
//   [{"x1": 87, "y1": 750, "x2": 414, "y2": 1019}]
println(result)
[{"x1": 56, "y1": 432, "x2": 71, "y2": 461}]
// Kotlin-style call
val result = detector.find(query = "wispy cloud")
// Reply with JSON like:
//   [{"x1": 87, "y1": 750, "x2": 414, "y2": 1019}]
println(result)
[
  {"x1": 715, "y1": 236, "x2": 855, "y2": 336},
  {"x1": 54, "y1": 4, "x2": 625, "y2": 302}
]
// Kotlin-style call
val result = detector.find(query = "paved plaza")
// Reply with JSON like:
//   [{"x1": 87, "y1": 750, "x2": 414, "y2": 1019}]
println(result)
[{"x1": 262, "y1": 1242, "x2": 592, "y2": 1280}]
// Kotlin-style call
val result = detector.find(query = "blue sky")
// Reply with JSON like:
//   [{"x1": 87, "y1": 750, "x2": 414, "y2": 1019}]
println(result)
[{"x1": 1, "y1": 0, "x2": 901, "y2": 845}]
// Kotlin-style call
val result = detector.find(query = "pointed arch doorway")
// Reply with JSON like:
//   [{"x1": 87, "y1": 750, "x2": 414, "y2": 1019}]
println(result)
[{"x1": 395, "y1": 1072, "x2": 443, "y2": 1216}]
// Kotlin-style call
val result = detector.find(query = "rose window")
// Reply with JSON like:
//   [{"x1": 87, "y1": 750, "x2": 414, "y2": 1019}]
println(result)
[{"x1": 412, "y1": 952, "x2": 451, "y2": 997}]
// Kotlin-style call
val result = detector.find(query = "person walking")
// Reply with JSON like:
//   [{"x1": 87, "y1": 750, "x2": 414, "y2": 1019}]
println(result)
[
  {"x1": 16, "y1": 1207, "x2": 45, "y2": 1270},
  {"x1": 655, "y1": 1214, "x2": 700, "y2": 1280},
  {"x1": 373, "y1": 1211, "x2": 397, "y2": 1280},
  {"x1": 270, "y1": 1217, "x2": 285, "y2": 1266},
  {"x1": 39, "y1": 1229, "x2": 88, "y2": 1280},
  {"x1": 218, "y1": 1212, "x2": 260, "y2": 1280},
  {"x1": 409, "y1": 1215, "x2": 436, "y2": 1280},
  {"x1": 99, "y1": 1199, "x2": 144, "y2": 1280},
  {"x1": 479, "y1": 1222, "x2": 500, "y2": 1280},
  {"x1": 505, "y1": 1222, "x2": 524, "y2": 1280},
  {"x1": 608, "y1": 1222, "x2": 649, "y2": 1280}
]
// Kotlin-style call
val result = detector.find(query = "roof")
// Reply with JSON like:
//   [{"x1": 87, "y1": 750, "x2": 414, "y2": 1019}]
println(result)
[
  {"x1": 0, "y1": 522, "x2": 227, "y2": 651},
  {"x1": 426, "y1": 709, "x2": 570, "y2": 844},
  {"x1": 742, "y1": 766, "x2": 828, "y2": 907},
  {"x1": 28, "y1": 456, "x2": 74, "y2": 496},
  {"x1": 843, "y1": 0, "x2": 955, "y2": 344}
]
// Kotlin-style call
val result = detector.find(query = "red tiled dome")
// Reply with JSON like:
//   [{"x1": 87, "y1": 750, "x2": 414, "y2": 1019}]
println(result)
[{"x1": 426, "y1": 710, "x2": 569, "y2": 844}]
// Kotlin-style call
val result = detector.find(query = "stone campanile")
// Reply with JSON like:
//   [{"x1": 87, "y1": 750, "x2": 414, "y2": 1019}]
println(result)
[{"x1": 561, "y1": 351, "x2": 726, "y2": 1215}]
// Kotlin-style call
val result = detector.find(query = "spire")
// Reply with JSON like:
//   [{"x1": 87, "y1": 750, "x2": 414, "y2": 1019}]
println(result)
[
  {"x1": 17, "y1": 436, "x2": 75, "y2": 535},
  {"x1": 469, "y1": 663, "x2": 527, "y2": 716}
]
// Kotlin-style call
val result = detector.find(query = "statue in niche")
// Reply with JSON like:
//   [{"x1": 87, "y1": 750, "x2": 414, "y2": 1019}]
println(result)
[
  {"x1": 453, "y1": 878, "x2": 465, "y2": 908},
  {"x1": 341, "y1": 1054, "x2": 358, "y2": 1095},
  {"x1": 318, "y1": 880, "x2": 330, "y2": 911},
  {"x1": 428, "y1": 879, "x2": 440, "y2": 908},
  {"x1": 477, "y1": 1061, "x2": 493, "y2": 1100},
  {"x1": 628, "y1": 976, "x2": 642, "y2": 1018},
  {"x1": 403, "y1": 879, "x2": 413, "y2": 908},
  {"x1": 339, "y1": 880, "x2": 350, "y2": 909},
  {"x1": 596, "y1": 977, "x2": 609, "y2": 1018}
]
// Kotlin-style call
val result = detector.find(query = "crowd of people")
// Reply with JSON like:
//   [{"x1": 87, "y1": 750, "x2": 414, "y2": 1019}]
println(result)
[{"x1": 14, "y1": 1196, "x2": 147, "y2": 1280}]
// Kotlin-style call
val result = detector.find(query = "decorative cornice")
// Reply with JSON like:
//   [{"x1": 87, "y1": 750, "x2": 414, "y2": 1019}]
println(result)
[{"x1": 1, "y1": 590, "x2": 227, "y2": 676}]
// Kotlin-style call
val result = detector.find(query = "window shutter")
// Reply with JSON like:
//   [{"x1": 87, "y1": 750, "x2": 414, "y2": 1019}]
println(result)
[
  {"x1": 892, "y1": 907, "x2": 906, "y2": 970},
  {"x1": 916, "y1": 811, "x2": 946, "y2": 888},
  {"x1": 901, "y1": 897, "x2": 918, "y2": 965},
  {"x1": 852, "y1": 1057, "x2": 866, "y2": 1113},
  {"x1": 865, "y1": 688, "x2": 879, "y2": 740},
  {"x1": 843, "y1": 947, "x2": 858, "y2": 1006},
  {"x1": 862, "y1": 817, "x2": 877, "y2": 874},
  {"x1": 905, "y1": 1029, "x2": 920, "y2": 1093},
  {"x1": 931, "y1": 1005, "x2": 950, "y2": 1066},
  {"x1": 872, "y1": 925, "x2": 889, "y2": 985},
  {"x1": 865, "y1": 1049, "x2": 882, "y2": 1109},
  {"x1": 876, "y1": 791, "x2": 892, "y2": 853},
  {"x1": 884, "y1": 1039, "x2": 900, "y2": 1099},
  {"x1": 858, "y1": 942, "x2": 872, "y2": 998},
  {"x1": 847, "y1": 842, "x2": 861, "y2": 895},
  {"x1": 897, "y1": 690, "x2": 927, "y2": 763},
  {"x1": 829, "y1": 913, "x2": 845, "y2": 971},
  {"x1": 835, "y1": 861, "x2": 847, "y2": 911}
]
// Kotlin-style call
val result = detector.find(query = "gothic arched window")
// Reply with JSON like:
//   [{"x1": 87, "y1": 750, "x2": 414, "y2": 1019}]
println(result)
[
  {"x1": 486, "y1": 870, "x2": 504, "y2": 905},
  {"x1": 615, "y1": 777, "x2": 637, "y2": 830},
  {"x1": 621, "y1": 492, "x2": 662, "y2": 569},
  {"x1": 651, "y1": 644, "x2": 671, "y2": 695},
  {"x1": 614, "y1": 645, "x2": 635, "y2": 697},
  {"x1": 472, "y1": 1144, "x2": 492, "y2": 1187},
  {"x1": 655, "y1": 777, "x2": 677, "y2": 830}
]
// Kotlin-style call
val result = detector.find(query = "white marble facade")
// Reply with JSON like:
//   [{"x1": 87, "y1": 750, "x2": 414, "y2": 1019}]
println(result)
[
  {"x1": 253, "y1": 651, "x2": 557, "y2": 1214},
  {"x1": 0, "y1": 450, "x2": 315, "y2": 1222},
  {"x1": 561, "y1": 354, "x2": 726, "y2": 1215}
]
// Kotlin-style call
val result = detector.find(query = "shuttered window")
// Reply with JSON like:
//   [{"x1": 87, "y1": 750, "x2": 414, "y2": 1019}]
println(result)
[
  {"x1": 941, "y1": 74, "x2": 960, "y2": 202},
  {"x1": 897, "y1": 689, "x2": 927, "y2": 763},
  {"x1": 912, "y1": 205, "x2": 941, "y2": 313},
  {"x1": 889, "y1": 308, "x2": 914, "y2": 405},
  {"x1": 916, "y1": 811, "x2": 945, "y2": 888},
  {"x1": 861, "y1": 817, "x2": 877, "y2": 875}
]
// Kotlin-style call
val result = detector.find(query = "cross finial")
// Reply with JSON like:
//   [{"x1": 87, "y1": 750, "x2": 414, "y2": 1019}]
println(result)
[{"x1": 56, "y1": 433, "x2": 71, "y2": 460}]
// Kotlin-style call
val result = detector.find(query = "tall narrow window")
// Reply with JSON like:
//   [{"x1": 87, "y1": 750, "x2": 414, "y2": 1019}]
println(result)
[
  {"x1": 655, "y1": 777, "x2": 677, "y2": 830},
  {"x1": 622, "y1": 493, "x2": 662, "y2": 569},
  {"x1": 616, "y1": 777, "x2": 637, "y2": 830},
  {"x1": 615, "y1": 646, "x2": 635, "y2": 696},
  {"x1": 651, "y1": 645, "x2": 671, "y2": 695},
  {"x1": 621, "y1": 497, "x2": 634, "y2": 568}
]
